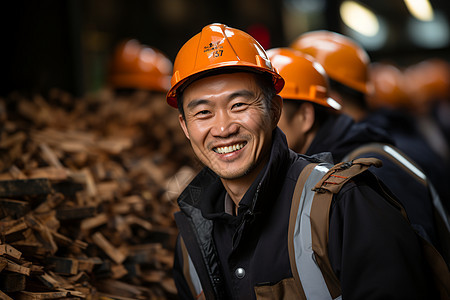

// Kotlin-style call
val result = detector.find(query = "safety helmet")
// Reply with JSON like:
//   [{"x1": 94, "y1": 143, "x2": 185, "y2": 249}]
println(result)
[
  {"x1": 109, "y1": 39, "x2": 173, "y2": 92},
  {"x1": 367, "y1": 62, "x2": 409, "y2": 110},
  {"x1": 404, "y1": 58, "x2": 450, "y2": 104},
  {"x1": 166, "y1": 23, "x2": 285, "y2": 108},
  {"x1": 266, "y1": 48, "x2": 341, "y2": 110},
  {"x1": 290, "y1": 30, "x2": 371, "y2": 94}
]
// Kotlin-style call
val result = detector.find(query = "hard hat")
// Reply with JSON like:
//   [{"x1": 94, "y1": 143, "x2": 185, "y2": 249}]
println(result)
[
  {"x1": 266, "y1": 48, "x2": 341, "y2": 110},
  {"x1": 367, "y1": 62, "x2": 409, "y2": 110},
  {"x1": 166, "y1": 23, "x2": 285, "y2": 108},
  {"x1": 290, "y1": 30, "x2": 371, "y2": 94},
  {"x1": 404, "y1": 58, "x2": 450, "y2": 104},
  {"x1": 109, "y1": 39, "x2": 173, "y2": 92}
]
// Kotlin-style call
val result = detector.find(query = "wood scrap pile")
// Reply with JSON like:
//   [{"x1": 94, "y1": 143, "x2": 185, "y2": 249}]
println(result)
[{"x1": 0, "y1": 89, "x2": 200, "y2": 299}]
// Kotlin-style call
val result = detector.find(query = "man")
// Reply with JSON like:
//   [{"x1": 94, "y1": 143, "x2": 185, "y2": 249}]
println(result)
[
  {"x1": 168, "y1": 23, "x2": 442, "y2": 299},
  {"x1": 289, "y1": 33, "x2": 450, "y2": 259}
]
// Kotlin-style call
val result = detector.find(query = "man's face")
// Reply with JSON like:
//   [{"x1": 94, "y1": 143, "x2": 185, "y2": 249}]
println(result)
[{"x1": 179, "y1": 72, "x2": 279, "y2": 180}]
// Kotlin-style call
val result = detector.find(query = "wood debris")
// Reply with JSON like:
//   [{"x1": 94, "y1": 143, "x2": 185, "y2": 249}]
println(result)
[{"x1": 0, "y1": 89, "x2": 200, "y2": 299}]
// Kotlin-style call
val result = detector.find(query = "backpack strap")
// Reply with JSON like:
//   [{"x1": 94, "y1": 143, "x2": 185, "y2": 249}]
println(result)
[
  {"x1": 309, "y1": 157, "x2": 382, "y2": 299},
  {"x1": 311, "y1": 157, "x2": 450, "y2": 299}
]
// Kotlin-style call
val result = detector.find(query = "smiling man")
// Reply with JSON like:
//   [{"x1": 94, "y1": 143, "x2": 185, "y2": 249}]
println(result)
[{"x1": 167, "y1": 24, "x2": 445, "y2": 300}]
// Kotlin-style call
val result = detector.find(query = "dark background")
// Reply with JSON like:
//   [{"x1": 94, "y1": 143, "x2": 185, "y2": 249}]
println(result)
[{"x1": 1, "y1": 0, "x2": 449, "y2": 98}]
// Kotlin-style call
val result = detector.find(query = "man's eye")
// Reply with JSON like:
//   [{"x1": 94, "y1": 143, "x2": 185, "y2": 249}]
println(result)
[
  {"x1": 194, "y1": 110, "x2": 210, "y2": 116},
  {"x1": 232, "y1": 103, "x2": 247, "y2": 109}
]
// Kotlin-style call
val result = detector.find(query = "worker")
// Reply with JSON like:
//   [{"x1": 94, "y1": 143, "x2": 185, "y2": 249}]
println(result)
[
  {"x1": 369, "y1": 61, "x2": 450, "y2": 213},
  {"x1": 167, "y1": 23, "x2": 446, "y2": 300},
  {"x1": 403, "y1": 58, "x2": 450, "y2": 163},
  {"x1": 290, "y1": 31, "x2": 450, "y2": 259},
  {"x1": 108, "y1": 38, "x2": 173, "y2": 93}
]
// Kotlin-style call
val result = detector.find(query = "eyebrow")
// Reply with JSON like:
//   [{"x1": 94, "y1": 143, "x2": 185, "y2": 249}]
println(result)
[
  {"x1": 186, "y1": 98, "x2": 211, "y2": 110},
  {"x1": 186, "y1": 89, "x2": 257, "y2": 110}
]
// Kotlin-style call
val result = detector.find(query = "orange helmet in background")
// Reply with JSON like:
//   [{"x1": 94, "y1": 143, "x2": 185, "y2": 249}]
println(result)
[
  {"x1": 404, "y1": 58, "x2": 450, "y2": 106},
  {"x1": 290, "y1": 30, "x2": 371, "y2": 95},
  {"x1": 166, "y1": 23, "x2": 285, "y2": 108},
  {"x1": 109, "y1": 39, "x2": 173, "y2": 92},
  {"x1": 266, "y1": 48, "x2": 341, "y2": 110},
  {"x1": 367, "y1": 62, "x2": 410, "y2": 110}
]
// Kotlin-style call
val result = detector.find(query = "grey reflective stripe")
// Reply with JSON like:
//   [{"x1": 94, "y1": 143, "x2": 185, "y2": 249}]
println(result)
[
  {"x1": 187, "y1": 253, "x2": 203, "y2": 297},
  {"x1": 293, "y1": 163, "x2": 341, "y2": 300},
  {"x1": 382, "y1": 145, "x2": 426, "y2": 181}
]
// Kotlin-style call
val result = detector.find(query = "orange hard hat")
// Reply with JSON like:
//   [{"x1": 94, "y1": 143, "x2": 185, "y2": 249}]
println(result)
[
  {"x1": 404, "y1": 58, "x2": 450, "y2": 104},
  {"x1": 290, "y1": 30, "x2": 371, "y2": 94},
  {"x1": 266, "y1": 48, "x2": 341, "y2": 110},
  {"x1": 109, "y1": 39, "x2": 173, "y2": 92},
  {"x1": 166, "y1": 23, "x2": 285, "y2": 108},
  {"x1": 367, "y1": 62, "x2": 409, "y2": 110}
]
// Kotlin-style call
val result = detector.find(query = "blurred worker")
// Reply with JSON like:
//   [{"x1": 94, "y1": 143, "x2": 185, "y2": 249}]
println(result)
[
  {"x1": 404, "y1": 58, "x2": 450, "y2": 163},
  {"x1": 108, "y1": 38, "x2": 173, "y2": 93},
  {"x1": 168, "y1": 23, "x2": 446, "y2": 300},
  {"x1": 368, "y1": 61, "x2": 450, "y2": 213},
  {"x1": 290, "y1": 31, "x2": 450, "y2": 260}
]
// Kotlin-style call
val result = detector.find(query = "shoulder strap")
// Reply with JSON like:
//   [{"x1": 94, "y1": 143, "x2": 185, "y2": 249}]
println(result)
[
  {"x1": 310, "y1": 157, "x2": 382, "y2": 299},
  {"x1": 311, "y1": 157, "x2": 450, "y2": 299}
]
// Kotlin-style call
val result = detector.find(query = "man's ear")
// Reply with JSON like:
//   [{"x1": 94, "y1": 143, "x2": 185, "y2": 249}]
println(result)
[
  {"x1": 270, "y1": 94, "x2": 283, "y2": 128},
  {"x1": 178, "y1": 114, "x2": 190, "y2": 140},
  {"x1": 293, "y1": 102, "x2": 315, "y2": 134}
]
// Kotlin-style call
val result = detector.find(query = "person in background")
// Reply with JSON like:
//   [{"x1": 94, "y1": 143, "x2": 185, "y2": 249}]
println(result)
[
  {"x1": 167, "y1": 23, "x2": 444, "y2": 300},
  {"x1": 290, "y1": 32, "x2": 450, "y2": 260}
]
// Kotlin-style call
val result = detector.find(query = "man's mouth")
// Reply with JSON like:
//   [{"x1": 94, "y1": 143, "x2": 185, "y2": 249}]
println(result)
[{"x1": 213, "y1": 142, "x2": 246, "y2": 154}]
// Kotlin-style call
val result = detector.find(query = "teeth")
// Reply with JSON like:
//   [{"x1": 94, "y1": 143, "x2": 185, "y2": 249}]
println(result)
[{"x1": 214, "y1": 143, "x2": 245, "y2": 154}]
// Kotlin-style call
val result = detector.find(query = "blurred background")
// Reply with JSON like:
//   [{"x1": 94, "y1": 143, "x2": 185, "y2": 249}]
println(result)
[
  {"x1": 1, "y1": 0, "x2": 449, "y2": 97},
  {"x1": 0, "y1": 1, "x2": 449, "y2": 298}
]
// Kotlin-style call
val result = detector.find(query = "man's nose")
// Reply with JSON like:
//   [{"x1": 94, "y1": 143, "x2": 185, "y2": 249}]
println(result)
[{"x1": 210, "y1": 111, "x2": 239, "y2": 137}]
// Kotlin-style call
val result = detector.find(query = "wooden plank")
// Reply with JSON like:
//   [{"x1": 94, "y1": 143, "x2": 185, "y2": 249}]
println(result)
[
  {"x1": 77, "y1": 257, "x2": 102, "y2": 273},
  {"x1": 46, "y1": 257, "x2": 78, "y2": 275},
  {"x1": 0, "y1": 178, "x2": 52, "y2": 198},
  {"x1": 17, "y1": 290, "x2": 69, "y2": 299},
  {"x1": 5, "y1": 259, "x2": 31, "y2": 275},
  {"x1": 56, "y1": 206, "x2": 96, "y2": 220},
  {"x1": 0, "y1": 257, "x2": 7, "y2": 272},
  {"x1": 0, "y1": 132, "x2": 27, "y2": 149},
  {"x1": 111, "y1": 263, "x2": 128, "y2": 279},
  {"x1": 0, "y1": 272, "x2": 26, "y2": 292},
  {"x1": 38, "y1": 143, "x2": 64, "y2": 169},
  {"x1": 124, "y1": 215, "x2": 152, "y2": 231},
  {"x1": 26, "y1": 167, "x2": 69, "y2": 181},
  {"x1": 0, "y1": 244, "x2": 22, "y2": 259},
  {"x1": 80, "y1": 213, "x2": 108, "y2": 231},
  {"x1": 36, "y1": 272, "x2": 61, "y2": 289},
  {"x1": 0, "y1": 199, "x2": 30, "y2": 218},
  {"x1": 3, "y1": 219, "x2": 28, "y2": 236},
  {"x1": 92, "y1": 232, "x2": 127, "y2": 264},
  {"x1": 8, "y1": 165, "x2": 27, "y2": 180},
  {"x1": 0, "y1": 289, "x2": 13, "y2": 300}
]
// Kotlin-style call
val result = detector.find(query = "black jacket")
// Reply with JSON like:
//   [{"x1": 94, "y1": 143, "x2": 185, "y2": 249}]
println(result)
[
  {"x1": 173, "y1": 128, "x2": 437, "y2": 299},
  {"x1": 307, "y1": 113, "x2": 439, "y2": 246},
  {"x1": 364, "y1": 108, "x2": 450, "y2": 213}
]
